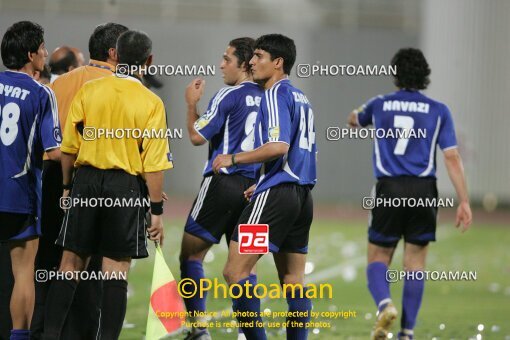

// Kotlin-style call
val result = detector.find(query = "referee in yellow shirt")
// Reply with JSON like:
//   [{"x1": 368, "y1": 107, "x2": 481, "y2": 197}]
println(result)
[
  {"x1": 33, "y1": 23, "x2": 129, "y2": 340},
  {"x1": 43, "y1": 30, "x2": 172, "y2": 340}
]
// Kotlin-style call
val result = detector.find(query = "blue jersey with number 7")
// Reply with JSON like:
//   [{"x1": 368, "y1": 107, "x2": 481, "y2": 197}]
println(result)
[
  {"x1": 0, "y1": 71, "x2": 61, "y2": 215},
  {"x1": 356, "y1": 89, "x2": 457, "y2": 179},
  {"x1": 253, "y1": 79, "x2": 317, "y2": 196}
]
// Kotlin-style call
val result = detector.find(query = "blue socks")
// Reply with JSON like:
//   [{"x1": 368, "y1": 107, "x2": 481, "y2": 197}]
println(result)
[
  {"x1": 232, "y1": 275, "x2": 266, "y2": 340},
  {"x1": 180, "y1": 260, "x2": 207, "y2": 317},
  {"x1": 367, "y1": 262, "x2": 424, "y2": 333},
  {"x1": 286, "y1": 288, "x2": 312, "y2": 340},
  {"x1": 367, "y1": 262, "x2": 392, "y2": 311},
  {"x1": 238, "y1": 274, "x2": 258, "y2": 336},
  {"x1": 10, "y1": 329, "x2": 30, "y2": 340},
  {"x1": 401, "y1": 273, "x2": 424, "y2": 330}
]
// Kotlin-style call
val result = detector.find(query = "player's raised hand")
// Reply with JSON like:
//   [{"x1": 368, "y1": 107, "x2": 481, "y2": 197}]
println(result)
[
  {"x1": 244, "y1": 184, "x2": 256, "y2": 201},
  {"x1": 212, "y1": 154, "x2": 232, "y2": 174},
  {"x1": 347, "y1": 110, "x2": 359, "y2": 127},
  {"x1": 185, "y1": 78, "x2": 205, "y2": 105},
  {"x1": 148, "y1": 214, "x2": 164, "y2": 246},
  {"x1": 455, "y1": 201, "x2": 472, "y2": 233}
]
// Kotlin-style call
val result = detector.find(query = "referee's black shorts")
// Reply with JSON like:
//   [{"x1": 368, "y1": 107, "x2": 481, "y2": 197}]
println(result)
[
  {"x1": 368, "y1": 176, "x2": 438, "y2": 248},
  {"x1": 56, "y1": 166, "x2": 149, "y2": 259},
  {"x1": 184, "y1": 174, "x2": 255, "y2": 244}
]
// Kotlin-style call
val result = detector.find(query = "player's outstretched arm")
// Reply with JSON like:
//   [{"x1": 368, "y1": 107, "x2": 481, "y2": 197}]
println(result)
[
  {"x1": 212, "y1": 142, "x2": 289, "y2": 174},
  {"x1": 185, "y1": 78, "x2": 207, "y2": 146},
  {"x1": 443, "y1": 148, "x2": 472, "y2": 232},
  {"x1": 145, "y1": 171, "x2": 165, "y2": 246}
]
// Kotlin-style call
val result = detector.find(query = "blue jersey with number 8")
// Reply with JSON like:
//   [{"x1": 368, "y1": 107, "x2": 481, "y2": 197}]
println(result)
[
  {"x1": 0, "y1": 71, "x2": 61, "y2": 215},
  {"x1": 356, "y1": 89, "x2": 457, "y2": 179},
  {"x1": 194, "y1": 81, "x2": 263, "y2": 178},
  {"x1": 253, "y1": 79, "x2": 317, "y2": 196}
]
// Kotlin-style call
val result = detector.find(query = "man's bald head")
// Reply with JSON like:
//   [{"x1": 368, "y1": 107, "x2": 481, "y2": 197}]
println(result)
[
  {"x1": 70, "y1": 47, "x2": 85, "y2": 67},
  {"x1": 49, "y1": 45, "x2": 78, "y2": 75}
]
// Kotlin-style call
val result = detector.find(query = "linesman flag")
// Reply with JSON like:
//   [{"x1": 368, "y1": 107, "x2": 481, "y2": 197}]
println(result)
[{"x1": 146, "y1": 244, "x2": 186, "y2": 339}]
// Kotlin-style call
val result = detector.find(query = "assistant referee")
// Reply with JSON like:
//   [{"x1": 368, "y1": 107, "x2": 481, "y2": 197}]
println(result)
[{"x1": 42, "y1": 30, "x2": 173, "y2": 340}]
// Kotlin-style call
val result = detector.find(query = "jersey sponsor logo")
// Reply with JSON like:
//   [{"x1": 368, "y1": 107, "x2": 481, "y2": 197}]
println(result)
[
  {"x1": 238, "y1": 224, "x2": 269, "y2": 254},
  {"x1": 382, "y1": 100, "x2": 430, "y2": 113},
  {"x1": 268, "y1": 126, "x2": 280, "y2": 139}
]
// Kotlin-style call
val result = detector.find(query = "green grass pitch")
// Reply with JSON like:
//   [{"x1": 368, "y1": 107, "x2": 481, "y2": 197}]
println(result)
[{"x1": 120, "y1": 219, "x2": 510, "y2": 339}]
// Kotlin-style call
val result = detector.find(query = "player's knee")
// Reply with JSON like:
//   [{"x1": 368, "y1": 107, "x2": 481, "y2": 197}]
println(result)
[
  {"x1": 280, "y1": 274, "x2": 304, "y2": 287},
  {"x1": 403, "y1": 257, "x2": 426, "y2": 271},
  {"x1": 59, "y1": 252, "x2": 84, "y2": 272},
  {"x1": 179, "y1": 251, "x2": 202, "y2": 264},
  {"x1": 222, "y1": 267, "x2": 234, "y2": 285},
  {"x1": 223, "y1": 266, "x2": 243, "y2": 285}
]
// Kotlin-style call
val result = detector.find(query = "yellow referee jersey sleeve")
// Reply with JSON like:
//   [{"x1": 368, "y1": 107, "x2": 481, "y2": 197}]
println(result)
[
  {"x1": 141, "y1": 100, "x2": 173, "y2": 172},
  {"x1": 61, "y1": 76, "x2": 173, "y2": 176}
]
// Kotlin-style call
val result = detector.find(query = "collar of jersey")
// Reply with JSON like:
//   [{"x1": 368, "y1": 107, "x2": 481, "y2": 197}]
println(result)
[
  {"x1": 120, "y1": 74, "x2": 143, "y2": 84},
  {"x1": 88, "y1": 59, "x2": 115, "y2": 72},
  {"x1": 271, "y1": 77, "x2": 289, "y2": 88},
  {"x1": 239, "y1": 80, "x2": 258, "y2": 85},
  {"x1": 5, "y1": 70, "x2": 33, "y2": 78}
]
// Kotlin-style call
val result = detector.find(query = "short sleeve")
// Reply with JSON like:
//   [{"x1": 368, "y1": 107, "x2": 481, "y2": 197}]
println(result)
[
  {"x1": 355, "y1": 97, "x2": 378, "y2": 127},
  {"x1": 60, "y1": 86, "x2": 85, "y2": 154},
  {"x1": 141, "y1": 100, "x2": 174, "y2": 172},
  {"x1": 262, "y1": 86, "x2": 291, "y2": 144},
  {"x1": 39, "y1": 86, "x2": 61, "y2": 151},
  {"x1": 438, "y1": 104, "x2": 458, "y2": 150},
  {"x1": 194, "y1": 87, "x2": 235, "y2": 141}
]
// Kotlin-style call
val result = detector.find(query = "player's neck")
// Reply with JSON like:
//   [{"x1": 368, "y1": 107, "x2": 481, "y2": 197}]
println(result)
[
  {"x1": 106, "y1": 58, "x2": 117, "y2": 67},
  {"x1": 263, "y1": 73, "x2": 288, "y2": 90},
  {"x1": 234, "y1": 73, "x2": 253, "y2": 86},
  {"x1": 13, "y1": 64, "x2": 36, "y2": 78}
]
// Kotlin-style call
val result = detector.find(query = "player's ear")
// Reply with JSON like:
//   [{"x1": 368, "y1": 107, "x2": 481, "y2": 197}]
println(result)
[
  {"x1": 274, "y1": 57, "x2": 284, "y2": 70},
  {"x1": 145, "y1": 54, "x2": 153, "y2": 67},
  {"x1": 240, "y1": 61, "x2": 249, "y2": 73},
  {"x1": 108, "y1": 48, "x2": 118, "y2": 63},
  {"x1": 27, "y1": 51, "x2": 35, "y2": 63}
]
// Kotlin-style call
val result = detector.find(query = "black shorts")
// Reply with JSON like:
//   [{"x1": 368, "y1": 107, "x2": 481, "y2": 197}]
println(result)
[
  {"x1": 0, "y1": 212, "x2": 37, "y2": 243},
  {"x1": 56, "y1": 166, "x2": 149, "y2": 259},
  {"x1": 231, "y1": 183, "x2": 313, "y2": 254},
  {"x1": 184, "y1": 174, "x2": 255, "y2": 244},
  {"x1": 368, "y1": 176, "x2": 438, "y2": 248},
  {"x1": 37, "y1": 160, "x2": 65, "y2": 270}
]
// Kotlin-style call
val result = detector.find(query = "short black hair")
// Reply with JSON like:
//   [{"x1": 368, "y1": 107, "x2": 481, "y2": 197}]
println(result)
[
  {"x1": 116, "y1": 30, "x2": 152, "y2": 67},
  {"x1": 391, "y1": 48, "x2": 431, "y2": 90},
  {"x1": 1, "y1": 21, "x2": 44, "y2": 70},
  {"x1": 88, "y1": 22, "x2": 128, "y2": 61},
  {"x1": 229, "y1": 37, "x2": 255, "y2": 73},
  {"x1": 49, "y1": 48, "x2": 78, "y2": 75},
  {"x1": 254, "y1": 34, "x2": 296, "y2": 75}
]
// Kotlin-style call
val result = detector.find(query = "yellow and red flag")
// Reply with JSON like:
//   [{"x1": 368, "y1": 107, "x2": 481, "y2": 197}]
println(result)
[{"x1": 145, "y1": 244, "x2": 186, "y2": 339}]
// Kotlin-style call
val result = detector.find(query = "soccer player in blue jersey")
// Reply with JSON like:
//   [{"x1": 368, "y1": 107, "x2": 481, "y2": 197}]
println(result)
[
  {"x1": 180, "y1": 37, "x2": 263, "y2": 340},
  {"x1": 0, "y1": 21, "x2": 61, "y2": 340},
  {"x1": 347, "y1": 48, "x2": 472, "y2": 340},
  {"x1": 213, "y1": 34, "x2": 317, "y2": 340}
]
